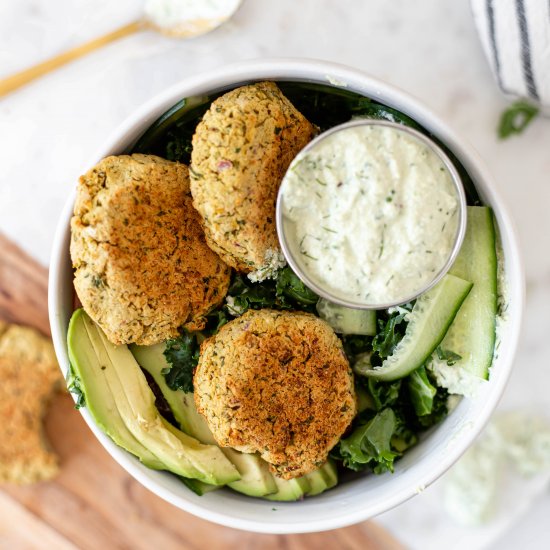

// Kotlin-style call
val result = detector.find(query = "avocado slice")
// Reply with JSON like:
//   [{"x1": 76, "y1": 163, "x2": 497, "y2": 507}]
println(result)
[
  {"x1": 70, "y1": 310, "x2": 240, "y2": 486},
  {"x1": 319, "y1": 459, "x2": 338, "y2": 489},
  {"x1": 179, "y1": 477, "x2": 220, "y2": 496},
  {"x1": 131, "y1": 343, "x2": 278, "y2": 497},
  {"x1": 263, "y1": 475, "x2": 311, "y2": 501},
  {"x1": 264, "y1": 461, "x2": 338, "y2": 500},
  {"x1": 304, "y1": 460, "x2": 338, "y2": 496},
  {"x1": 68, "y1": 309, "x2": 164, "y2": 470}
]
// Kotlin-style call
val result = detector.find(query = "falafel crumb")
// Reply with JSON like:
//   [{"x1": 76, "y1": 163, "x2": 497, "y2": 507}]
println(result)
[{"x1": 247, "y1": 249, "x2": 287, "y2": 283}]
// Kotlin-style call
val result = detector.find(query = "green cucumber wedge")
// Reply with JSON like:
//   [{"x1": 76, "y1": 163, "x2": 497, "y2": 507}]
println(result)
[
  {"x1": 316, "y1": 298, "x2": 377, "y2": 335},
  {"x1": 131, "y1": 343, "x2": 278, "y2": 497},
  {"x1": 440, "y1": 206, "x2": 498, "y2": 379},
  {"x1": 361, "y1": 274, "x2": 473, "y2": 381}
]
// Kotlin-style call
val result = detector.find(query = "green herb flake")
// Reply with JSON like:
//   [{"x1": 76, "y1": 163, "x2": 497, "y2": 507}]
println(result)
[
  {"x1": 498, "y1": 100, "x2": 539, "y2": 139},
  {"x1": 435, "y1": 346, "x2": 462, "y2": 366},
  {"x1": 67, "y1": 364, "x2": 86, "y2": 409}
]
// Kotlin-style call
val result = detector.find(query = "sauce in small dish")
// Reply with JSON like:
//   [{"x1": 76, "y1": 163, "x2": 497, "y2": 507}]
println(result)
[{"x1": 277, "y1": 120, "x2": 467, "y2": 308}]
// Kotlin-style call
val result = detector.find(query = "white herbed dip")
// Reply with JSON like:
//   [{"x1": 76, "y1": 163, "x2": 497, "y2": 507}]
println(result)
[
  {"x1": 279, "y1": 122, "x2": 461, "y2": 306},
  {"x1": 145, "y1": 0, "x2": 242, "y2": 38}
]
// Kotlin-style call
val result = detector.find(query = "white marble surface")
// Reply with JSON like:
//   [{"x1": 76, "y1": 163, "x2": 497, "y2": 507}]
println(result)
[{"x1": 1, "y1": 0, "x2": 550, "y2": 547}]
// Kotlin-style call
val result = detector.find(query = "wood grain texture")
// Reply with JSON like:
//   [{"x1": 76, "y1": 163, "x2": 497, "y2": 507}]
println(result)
[{"x1": 0, "y1": 233, "x2": 404, "y2": 550}]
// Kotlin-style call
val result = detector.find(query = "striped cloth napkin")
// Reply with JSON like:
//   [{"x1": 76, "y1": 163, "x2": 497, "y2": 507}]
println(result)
[{"x1": 471, "y1": 0, "x2": 550, "y2": 110}]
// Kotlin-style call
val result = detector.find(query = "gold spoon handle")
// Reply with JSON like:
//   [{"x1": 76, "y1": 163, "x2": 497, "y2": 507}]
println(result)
[{"x1": 0, "y1": 20, "x2": 144, "y2": 98}]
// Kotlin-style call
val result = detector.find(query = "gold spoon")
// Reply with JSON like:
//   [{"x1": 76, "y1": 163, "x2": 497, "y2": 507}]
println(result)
[{"x1": 0, "y1": 0, "x2": 243, "y2": 98}]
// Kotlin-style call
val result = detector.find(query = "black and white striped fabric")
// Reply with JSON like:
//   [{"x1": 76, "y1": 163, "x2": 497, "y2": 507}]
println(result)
[{"x1": 471, "y1": 0, "x2": 550, "y2": 108}]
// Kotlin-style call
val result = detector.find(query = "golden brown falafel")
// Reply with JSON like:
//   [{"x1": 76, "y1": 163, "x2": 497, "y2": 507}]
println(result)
[
  {"x1": 194, "y1": 309, "x2": 356, "y2": 479},
  {"x1": 190, "y1": 81, "x2": 316, "y2": 281},
  {"x1": 70, "y1": 154, "x2": 231, "y2": 345},
  {"x1": 0, "y1": 322, "x2": 62, "y2": 484}
]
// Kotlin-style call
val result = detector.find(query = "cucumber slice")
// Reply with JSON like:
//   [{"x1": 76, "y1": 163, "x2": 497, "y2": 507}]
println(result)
[
  {"x1": 361, "y1": 274, "x2": 473, "y2": 381},
  {"x1": 316, "y1": 298, "x2": 377, "y2": 335},
  {"x1": 439, "y1": 206, "x2": 497, "y2": 380}
]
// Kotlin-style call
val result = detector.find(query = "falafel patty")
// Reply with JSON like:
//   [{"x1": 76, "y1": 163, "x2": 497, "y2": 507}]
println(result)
[
  {"x1": 70, "y1": 154, "x2": 231, "y2": 345},
  {"x1": 190, "y1": 81, "x2": 316, "y2": 280},
  {"x1": 194, "y1": 309, "x2": 356, "y2": 479}
]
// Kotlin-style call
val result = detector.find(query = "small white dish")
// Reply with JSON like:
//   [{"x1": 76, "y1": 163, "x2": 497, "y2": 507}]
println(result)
[{"x1": 48, "y1": 58, "x2": 524, "y2": 534}]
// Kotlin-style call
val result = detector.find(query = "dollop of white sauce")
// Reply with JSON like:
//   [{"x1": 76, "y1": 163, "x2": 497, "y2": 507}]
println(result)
[
  {"x1": 280, "y1": 125, "x2": 460, "y2": 305},
  {"x1": 145, "y1": 0, "x2": 241, "y2": 37},
  {"x1": 444, "y1": 411, "x2": 550, "y2": 525}
]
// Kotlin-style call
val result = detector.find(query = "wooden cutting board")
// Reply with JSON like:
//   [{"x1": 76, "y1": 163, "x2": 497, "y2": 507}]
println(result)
[{"x1": 0, "y1": 233, "x2": 403, "y2": 550}]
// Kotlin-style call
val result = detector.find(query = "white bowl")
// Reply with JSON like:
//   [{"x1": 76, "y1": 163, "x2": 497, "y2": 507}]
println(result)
[{"x1": 48, "y1": 58, "x2": 524, "y2": 534}]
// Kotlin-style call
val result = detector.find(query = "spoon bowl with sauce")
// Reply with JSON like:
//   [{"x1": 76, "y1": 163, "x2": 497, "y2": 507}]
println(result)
[
  {"x1": 0, "y1": 0, "x2": 243, "y2": 98},
  {"x1": 277, "y1": 119, "x2": 467, "y2": 310}
]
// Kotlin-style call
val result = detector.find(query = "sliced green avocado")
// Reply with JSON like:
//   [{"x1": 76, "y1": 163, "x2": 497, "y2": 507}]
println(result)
[
  {"x1": 179, "y1": 477, "x2": 220, "y2": 496},
  {"x1": 131, "y1": 343, "x2": 278, "y2": 497},
  {"x1": 67, "y1": 309, "x2": 164, "y2": 470},
  {"x1": 263, "y1": 461, "x2": 338, "y2": 501},
  {"x1": 305, "y1": 460, "x2": 338, "y2": 496},
  {"x1": 263, "y1": 475, "x2": 311, "y2": 502},
  {"x1": 319, "y1": 460, "x2": 338, "y2": 489},
  {"x1": 70, "y1": 310, "x2": 240, "y2": 486}
]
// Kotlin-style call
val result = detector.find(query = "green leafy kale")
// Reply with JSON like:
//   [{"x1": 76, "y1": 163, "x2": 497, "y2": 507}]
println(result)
[
  {"x1": 162, "y1": 330, "x2": 199, "y2": 393},
  {"x1": 67, "y1": 364, "x2": 85, "y2": 409},
  {"x1": 132, "y1": 98, "x2": 217, "y2": 164},
  {"x1": 407, "y1": 366, "x2": 437, "y2": 417},
  {"x1": 415, "y1": 383, "x2": 449, "y2": 428},
  {"x1": 498, "y1": 100, "x2": 539, "y2": 139},
  {"x1": 366, "y1": 378, "x2": 401, "y2": 411},
  {"x1": 278, "y1": 82, "x2": 421, "y2": 132},
  {"x1": 225, "y1": 267, "x2": 319, "y2": 317},
  {"x1": 341, "y1": 334, "x2": 372, "y2": 359},
  {"x1": 391, "y1": 410, "x2": 419, "y2": 452},
  {"x1": 275, "y1": 268, "x2": 318, "y2": 306},
  {"x1": 332, "y1": 408, "x2": 400, "y2": 474},
  {"x1": 203, "y1": 308, "x2": 230, "y2": 336},
  {"x1": 338, "y1": 364, "x2": 447, "y2": 473},
  {"x1": 160, "y1": 268, "x2": 318, "y2": 394},
  {"x1": 371, "y1": 310, "x2": 409, "y2": 359}
]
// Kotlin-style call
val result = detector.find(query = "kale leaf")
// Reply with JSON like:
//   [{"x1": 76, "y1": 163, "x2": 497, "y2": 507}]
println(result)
[
  {"x1": 415, "y1": 384, "x2": 449, "y2": 429},
  {"x1": 332, "y1": 408, "x2": 400, "y2": 474},
  {"x1": 162, "y1": 330, "x2": 199, "y2": 393},
  {"x1": 498, "y1": 100, "x2": 539, "y2": 139},
  {"x1": 367, "y1": 378, "x2": 402, "y2": 411},
  {"x1": 407, "y1": 366, "x2": 437, "y2": 417},
  {"x1": 371, "y1": 309, "x2": 410, "y2": 360},
  {"x1": 391, "y1": 410, "x2": 419, "y2": 453},
  {"x1": 203, "y1": 308, "x2": 230, "y2": 336},
  {"x1": 341, "y1": 334, "x2": 372, "y2": 359},
  {"x1": 275, "y1": 268, "x2": 318, "y2": 306},
  {"x1": 225, "y1": 267, "x2": 319, "y2": 317}
]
